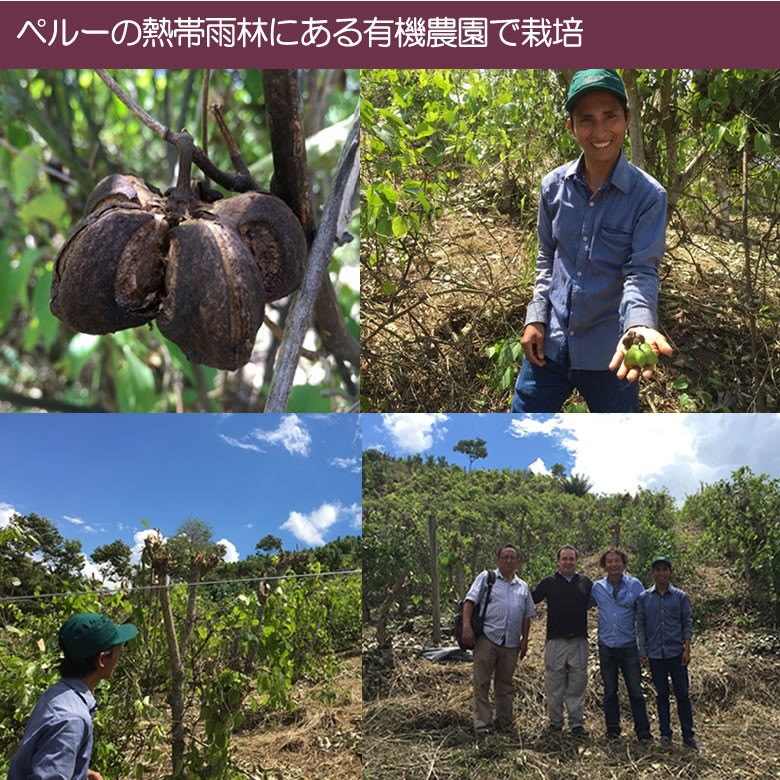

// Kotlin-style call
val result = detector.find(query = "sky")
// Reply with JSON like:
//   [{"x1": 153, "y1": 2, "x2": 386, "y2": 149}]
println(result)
[
  {"x1": 0, "y1": 414, "x2": 362, "y2": 578},
  {"x1": 362, "y1": 413, "x2": 780, "y2": 503}
]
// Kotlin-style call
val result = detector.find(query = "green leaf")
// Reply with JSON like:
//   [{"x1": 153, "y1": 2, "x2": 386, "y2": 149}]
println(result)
[
  {"x1": 17, "y1": 191, "x2": 66, "y2": 229},
  {"x1": 286, "y1": 384, "x2": 332, "y2": 412},
  {"x1": 0, "y1": 239, "x2": 11, "y2": 326},
  {"x1": 62, "y1": 333, "x2": 101, "y2": 379},
  {"x1": 754, "y1": 132, "x2": 772, "y2": 155},
  {"x1": 673, "y1": 376, "x2": 690, "y2": 390},
  {"x1": 10, "y1": 151, "x2": 39, "y2": 203},
  {"x1": 33, "y1": 267, "x2": 59, "y2": 350},
  {"x1": 380, "y1": 279, "x2": 397, "y2": 297},
  {"x1": 391, "y1": 215, "x2": 408, "y2": 238}
]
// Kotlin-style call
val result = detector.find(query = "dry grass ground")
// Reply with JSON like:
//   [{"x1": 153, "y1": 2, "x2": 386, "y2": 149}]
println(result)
[
  {"x1": 363, "y1": 620, "x2": 780, "y2": 780},
  {"x1": 129, "y1": 656, "x2": 362, "y2": 780},
  {"x1": 231, "y1": 655, "x2": 362, "y2": 779},
  {"x1": 361, "y1": 179, "x2": 780, "y2": 412}
]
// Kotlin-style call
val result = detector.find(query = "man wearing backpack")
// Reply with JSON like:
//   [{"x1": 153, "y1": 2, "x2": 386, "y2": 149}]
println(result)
[{"x1": 462, "y1": 544, "x2": 536, "y2": 738}]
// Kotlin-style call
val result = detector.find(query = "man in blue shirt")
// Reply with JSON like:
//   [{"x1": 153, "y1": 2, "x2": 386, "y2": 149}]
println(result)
[
  {"x1": 462, "y1": 544, "x2": 536, "y2": 737},
  {"x1": 589, "y1": 547, "x2": 652, "y2": 741},
  {"x1": 512, "y1": 69, "x2": 673, "y2": 413},
  {"x1": 7, "y1": 612, "x2": 137, "y2": 780},
  {"x1": 637, "y1": 556, "x2": 700, "y2": 750}
]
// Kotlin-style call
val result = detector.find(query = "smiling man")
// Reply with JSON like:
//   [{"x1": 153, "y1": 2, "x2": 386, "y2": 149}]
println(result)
[
  {"x1": 461, "y1": 544, "x2": 536, "y2": 738},
  {"x1": 637, "y1": 557, "x2": 700, "y2": 750},
  {"x1": 512, "y1": 69, "x2": 673, "y2": 413},
  {"x1": 531, "y1": 545, "x2": 593, "y2": 738}
]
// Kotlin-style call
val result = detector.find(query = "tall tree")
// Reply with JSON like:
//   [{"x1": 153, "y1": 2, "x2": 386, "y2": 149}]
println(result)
[{"x1": 453, "y1": 438, "x2": 488, "y2": 472}]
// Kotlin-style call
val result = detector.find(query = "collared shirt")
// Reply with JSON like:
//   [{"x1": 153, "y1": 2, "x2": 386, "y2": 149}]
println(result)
[
  {"x1": 7, "y1": 678, "x2": 96, "y2": 780},
  {"x1": 525, "y1": 151, "x2": 667, "y2": 370},
  {"x1": 637, "y1": 584, "x2": 693, "y2": 659},
  {"x1": 590, "y1": 573, "x2": 645, "y2": 648},
  {"x1": 465, "y1": 568, "x2": 536, "y2": 649},
  {"x1": 532, "y1": 571, "x2": 593, "y2": 640}
]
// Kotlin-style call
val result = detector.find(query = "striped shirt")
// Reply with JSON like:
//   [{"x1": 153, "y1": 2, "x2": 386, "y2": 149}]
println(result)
[{"x1": 466, "y1": 568, "x2": 536, "y2": 648}]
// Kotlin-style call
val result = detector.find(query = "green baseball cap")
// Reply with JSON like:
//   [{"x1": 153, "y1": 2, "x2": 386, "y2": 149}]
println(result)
[
  {"x1": 59, "y1": 613, "x2": 138, "y2": 660},
  {"x1": 651, "y1": 556, "x2": 673, "y2": 569},
  {"x1": 566, "y1": 69, "x2": 627, "y2": 111}
]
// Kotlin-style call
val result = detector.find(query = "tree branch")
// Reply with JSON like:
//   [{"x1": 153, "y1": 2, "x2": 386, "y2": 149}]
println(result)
[
  {"x1": 94, "y1": 69, "x2": 260, "y2": 194},
  {"x1": 265, "y1": 106, "x2": 359, "y2": 412}
]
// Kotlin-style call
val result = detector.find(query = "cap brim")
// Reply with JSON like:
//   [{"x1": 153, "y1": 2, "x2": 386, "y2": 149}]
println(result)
[{"x1": 114, "y1": 623, "x2": 138, "y2": 645}]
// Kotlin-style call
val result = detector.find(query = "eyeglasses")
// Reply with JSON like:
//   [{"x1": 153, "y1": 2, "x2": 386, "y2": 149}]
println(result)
[{"x1": 498, "y1": 555, "x2": 518, "y2": 561}]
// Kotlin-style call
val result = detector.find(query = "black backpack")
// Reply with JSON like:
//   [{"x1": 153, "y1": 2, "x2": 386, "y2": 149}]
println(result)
[{"x1": 454, "y1": 570, "x2": 496, "y2": 650}]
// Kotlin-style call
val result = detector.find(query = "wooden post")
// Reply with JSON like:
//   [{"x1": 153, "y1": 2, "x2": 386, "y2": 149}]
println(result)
[{"x1": 429, "y1": 513, "x2": 441, "y2": 645}]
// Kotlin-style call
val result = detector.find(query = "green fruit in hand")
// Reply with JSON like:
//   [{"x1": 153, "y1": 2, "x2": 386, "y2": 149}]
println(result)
[
  {"x1": 624, "y1": 344, "x2": 643, "y2": 369},
  {"x1": 638, "y1": 342, "x2": 658, "y2": 367}
]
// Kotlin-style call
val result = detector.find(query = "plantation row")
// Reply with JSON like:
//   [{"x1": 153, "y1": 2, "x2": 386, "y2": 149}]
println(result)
[{"x1": 363, "y1": 450, "x2": 780, "y2": 639}]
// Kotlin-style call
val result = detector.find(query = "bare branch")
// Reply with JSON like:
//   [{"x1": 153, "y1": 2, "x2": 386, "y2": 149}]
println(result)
[{"x1": 265, "y1": 106, "x2": 360, "y2": 412}]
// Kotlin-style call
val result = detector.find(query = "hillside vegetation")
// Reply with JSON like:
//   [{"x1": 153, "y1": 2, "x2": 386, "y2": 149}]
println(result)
[{"x1": 362, "y1": 451, "x2": 780, "y2": 779}]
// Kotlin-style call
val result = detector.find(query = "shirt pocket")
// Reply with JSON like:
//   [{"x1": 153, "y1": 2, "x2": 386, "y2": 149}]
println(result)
[{"x1": 595, "y1": 224, "x2": 632, "y2": 266}]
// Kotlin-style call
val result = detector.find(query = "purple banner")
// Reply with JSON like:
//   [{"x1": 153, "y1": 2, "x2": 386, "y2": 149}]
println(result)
[{"x1": 0, "y1": 2, "x2": 776, "y2": 68}]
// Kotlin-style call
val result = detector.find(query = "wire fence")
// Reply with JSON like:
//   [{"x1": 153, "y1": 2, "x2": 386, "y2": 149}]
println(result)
[{"x1": 0, "y1": 568, "x2": 362, "y2": 603}]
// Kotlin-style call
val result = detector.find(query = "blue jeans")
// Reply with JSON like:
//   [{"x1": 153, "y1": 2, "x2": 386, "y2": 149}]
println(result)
[
  {"x1": 649, "y1": 656, "x2": 695, "y2": 740},
  {"x1": 598, "y1": 644, "x2": 651, "y2": 737},
  {"x1": 511, "y1": 358, "x2": 640, "y2": 413}
]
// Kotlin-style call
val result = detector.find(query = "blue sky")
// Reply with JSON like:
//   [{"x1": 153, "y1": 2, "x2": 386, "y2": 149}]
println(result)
[
  {"x1": 0, "y1": 414, "x2": 362, "y2": 575},
  {"x1": 362, "y1": 413, "x2": 780, "y2": 503}
]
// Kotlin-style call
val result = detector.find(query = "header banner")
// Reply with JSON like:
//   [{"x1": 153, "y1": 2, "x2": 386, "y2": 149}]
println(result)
[{"x1": 1, "y1": 2, "x2": 776, "y2": 68}]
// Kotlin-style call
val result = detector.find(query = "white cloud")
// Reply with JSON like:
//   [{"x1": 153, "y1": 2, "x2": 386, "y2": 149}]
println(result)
[
  {"x1": 528, "y1": 457, "x2": 549, "y2": 476},
  {"x1": 63, "y1": 515, "x2": 98, "y2": 533},
  {"x1": 507, "y1": 414, "x2": 780, "y2": 503},
  {"x1": 329, "y1": 456, "x2": 360, "y2": 473},
  {"x1": 281, "y1": 502, "x2": 342, "y2": 547},
  {"x1": 347, "y1": 502, "x2": 362, "y2": 530},
  {"x1": 252, "y1": 415, "x2": 311, "y2": 456},
  {"x1": 81, "y1": 557, "x2": 121, "y2": 588},
  {"x1": 216, "y1": 538, "x2": 240, "y2": 563},
  {"x1": 0, "y1": 503, "x2": 18, "y2": 529},
  {"x1": 382, "y1": 413, "x2": 449, "y2": 453},
  {"x1": 219, "y1": 416, "x2": 312, "y2": 457},
  {"x1": 218, "y1": 434, "x2": 264, "y2": 453}
]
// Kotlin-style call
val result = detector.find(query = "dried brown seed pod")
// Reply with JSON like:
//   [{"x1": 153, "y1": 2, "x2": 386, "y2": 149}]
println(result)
[
  {"x1": 50, "y1": 203, "x2": 167, "y2": 334},
  {"x1": 157, "y1": 217, "x2": 266, "y2": 371},
  {"x1": 84, "y1": 174, "x2": 165, "y2": 216},
  {"x1": 213, "y1": 191, "x2": 306, "y2": 301}
]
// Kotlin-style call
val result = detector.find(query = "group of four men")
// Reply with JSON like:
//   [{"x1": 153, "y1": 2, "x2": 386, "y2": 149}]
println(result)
[{"x1": 463, "y1": 544, "x2": 699, "y2": 750}]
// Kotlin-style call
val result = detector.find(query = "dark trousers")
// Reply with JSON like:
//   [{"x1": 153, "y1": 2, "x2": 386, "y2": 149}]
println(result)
[
  {"x1": 511, "y1": 358, "x2": 640, "y2": 413},
  {"x1": 648, "y1": 655, "x2": 695, "y2": 740},
  {"x1": 598, "y1": 644, "x2": 651, "y2": 737}
]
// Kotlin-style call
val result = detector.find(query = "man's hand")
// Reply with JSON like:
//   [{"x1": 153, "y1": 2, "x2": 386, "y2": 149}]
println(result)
[
  {"x1": 640, "y1": 655, "x2": 649, "y2": 667},
  {"x1": 87, "y1": 770, "x2": 104, "y2": 780},
  {"x1": 681, "y1": 646, "x2": 691, "y2": 667},
  {"x1": 519, "y1": 637, "x2": 529, "y2": 660},
  {"x1": 521, "y1": 323, "x2": 546, "y2": 366},
  {"x1": 609, "y1": 326, "x2": 673, "y2": 382},
  {"x1": 462, "y1": 623, "x2": 475, "y2": 649}
]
